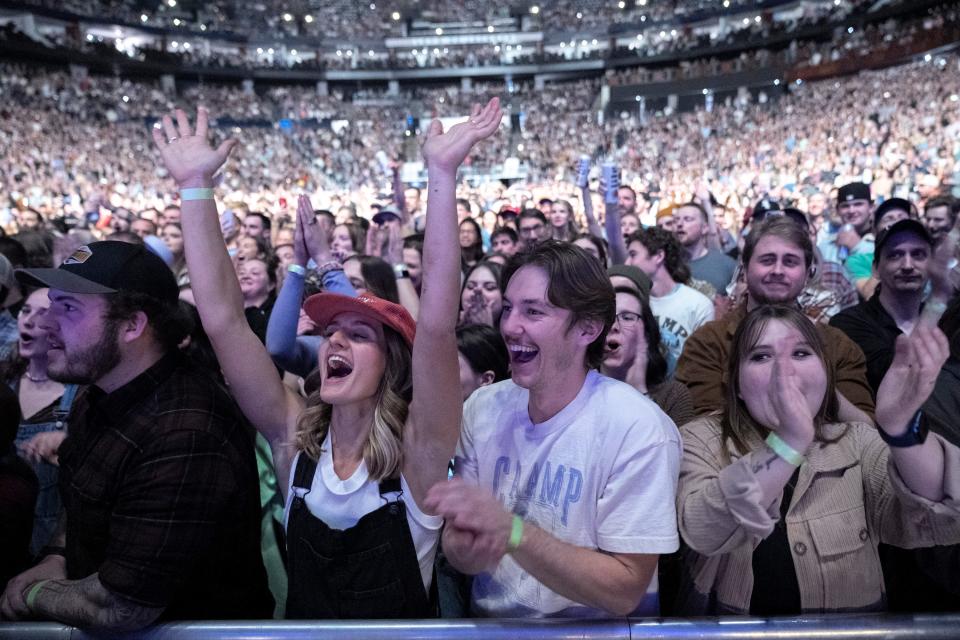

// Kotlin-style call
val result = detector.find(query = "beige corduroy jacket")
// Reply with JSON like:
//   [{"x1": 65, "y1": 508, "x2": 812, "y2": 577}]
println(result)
[{"x1": 676, "y1": 415, "x2": 960, "y2": 614}]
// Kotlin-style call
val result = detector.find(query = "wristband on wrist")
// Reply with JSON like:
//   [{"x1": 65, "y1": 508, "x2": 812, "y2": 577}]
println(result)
[
  {"x1": 39, "y1": 545, "x2": 66, "y2": 559},
  {"x1": 878, "y1": 409, "x2": 928, "y2": 448},
  {"x1": 180, "y1": 187, "x2": 215, "y2": 201},
  {"x1": 315, "y1": 260, "x2": 343, "y2": 279},
  {"x1": 507, "y1": 514, "x2": 524, "y2": 553},
  {"x1": 287, "y1": 264, "x2": 306, "y2": 276},
  {"x1": 25, "y1": 580, "x2": 49, "y2": 611},
  {"x1": 765, "y1": 432, "x2": 805, "y2": 467},
  {"x1": 393, "y1": 264, "x2": 410, "y2": 280}
]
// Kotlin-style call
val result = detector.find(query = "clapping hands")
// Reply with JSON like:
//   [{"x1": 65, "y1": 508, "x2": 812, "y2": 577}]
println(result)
[
  {"x1": 876, "y1": 325, "x2": 949, "y2": 435},
  {"x1": 294, "y1": 194, "x2": 333, "y2": 266}
]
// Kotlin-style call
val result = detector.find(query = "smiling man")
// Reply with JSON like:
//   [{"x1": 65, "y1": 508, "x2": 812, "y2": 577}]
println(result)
[
  {"x1": 426, "y1": 241, "x2": 681, "y2": 618},
  {"x1": 676, "y1": 217, "x2": 875, "y2": 418},
  {"x1": 830, "y1": 219, "x2": 945, "y2": 392},
  {"x1": 1, "y1": 241, "x2": 271, "y2": 631}
]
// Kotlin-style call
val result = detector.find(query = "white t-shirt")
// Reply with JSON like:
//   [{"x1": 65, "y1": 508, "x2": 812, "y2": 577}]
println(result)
[
  {"x1": 284, "y1": 433, "x2": 443, "y2": 591},
  {"x1": 650, "y1": 284, "x2": 714, "y2": 375},
  {"x1": 456, "y1": 370, "x2": 682, "y2": 618}
]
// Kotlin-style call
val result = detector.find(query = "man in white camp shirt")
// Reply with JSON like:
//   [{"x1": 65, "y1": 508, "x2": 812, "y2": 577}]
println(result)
[{"x1": 426, "y1": 241, "x2": 681, "y2": 617}]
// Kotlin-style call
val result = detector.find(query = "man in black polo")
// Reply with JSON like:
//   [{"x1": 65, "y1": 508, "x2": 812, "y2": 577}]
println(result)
[
  {"x1": 830, "y1": 219, "x2": 951, "y2": 393},
  {"x1": 0, "y1": 241, "x2": 271, "y2": 631}
]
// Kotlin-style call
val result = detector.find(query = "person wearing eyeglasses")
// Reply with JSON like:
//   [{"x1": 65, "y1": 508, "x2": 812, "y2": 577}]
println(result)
[
  {"x1": 516, "y1": 209, "x2": 549, "y2": 249},
  {"x1": 601, "y1": 285, "x2": 695, "y2": 428}
]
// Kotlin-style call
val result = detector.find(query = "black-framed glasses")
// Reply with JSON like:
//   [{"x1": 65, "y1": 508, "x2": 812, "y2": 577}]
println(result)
[{"x1": 614, "y1": 311, "x2": 641, "y2": 327}]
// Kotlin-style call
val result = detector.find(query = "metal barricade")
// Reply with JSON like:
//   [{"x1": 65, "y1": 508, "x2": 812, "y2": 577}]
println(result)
[{"x1": 3, "y1": 614, "x2": 960, "y2": 640}]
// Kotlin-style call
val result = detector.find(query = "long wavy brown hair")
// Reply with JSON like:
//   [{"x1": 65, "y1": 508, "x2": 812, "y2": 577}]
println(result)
[
  {"x1": 721, "y1": 305, "x2": 842, "y2": 462},
  {"x1": 296, "y1": 325, "x2": 412, "y2": 480}
]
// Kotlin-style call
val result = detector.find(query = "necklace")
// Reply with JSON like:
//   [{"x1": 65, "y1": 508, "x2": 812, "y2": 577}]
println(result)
[{"x1": 24, "y1": 371, "x2": 49, "y2": 383}]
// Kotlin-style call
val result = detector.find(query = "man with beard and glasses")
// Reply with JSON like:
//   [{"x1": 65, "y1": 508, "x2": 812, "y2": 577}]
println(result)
[
  {"x1": 676, "y1": 217, "x2": 875, "y2": 420},
  {"x1": 0, "y1": 241, "x2": 272, "y2": 631}
]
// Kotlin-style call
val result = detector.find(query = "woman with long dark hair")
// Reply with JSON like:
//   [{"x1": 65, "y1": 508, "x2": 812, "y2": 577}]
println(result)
[
  {"x1": 601, "y1": 286, "x2": 694, "y2": 427},
  {"x1": 676, "y1": 305, "x2": 960, "y2": 615},
  {"x1": 458, "y1": 218, "x2": 485, "y2": 270},
  {"x1": 458, "y1": 261, "x2": 503, "y2": 328},
  {"x1": 549, "y1": 199, "x2": 580, "y2": 242},
  {"x1": 153, "y1": 100, "x2": 502, "y2": 619}
]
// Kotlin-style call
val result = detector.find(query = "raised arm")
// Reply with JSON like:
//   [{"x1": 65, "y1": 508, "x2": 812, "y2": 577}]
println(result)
[
  {"x1": 695, "y1": 182, "x2": 722, "y2": 251},
  {"x1": 403, "y1": 98, "x2": 502, "y2": 507},
  {"x1": 875, "y1": 325, "x2": 951, "y2": 501},
  {"x1": 151, "y1": 108, "x2": 302, "y2": 445},
  {"x1": 580, "y1": 187, "x2": 604, "y2": 240},
  {"x1": 266, "y1": 196, "x2": 350, "y2": 376},
  {"x1": 603, "y1": 185, "x2": 628, "y2": 265}
]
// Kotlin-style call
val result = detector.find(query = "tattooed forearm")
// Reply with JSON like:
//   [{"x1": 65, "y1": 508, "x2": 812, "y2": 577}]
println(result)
[
  {"x1": 750, "y1": 452, "x2": 780, "y2": 474},
  {"x1": 28, "y1": 573, "x2": 163, "y2": 631}
]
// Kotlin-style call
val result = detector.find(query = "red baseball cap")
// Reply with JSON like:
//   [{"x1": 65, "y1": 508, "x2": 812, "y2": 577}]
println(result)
[{"x1": 303, "y1": 293, "x2": 416, "y2": 347}]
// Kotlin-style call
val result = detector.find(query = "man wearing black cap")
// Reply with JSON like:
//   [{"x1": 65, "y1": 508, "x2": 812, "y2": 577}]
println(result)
[
  {"x1": 0, "y1": 241, "x2": 272, "y2": 630},
  {"x1": 830, "y1": 220, "x2": 950, "y2": 392},
  {"x1": 820, "y1": 182, "x2": 876, "y2": 297},
  {"x1": 874, "y1": 198, "x2": 914, "y2": 233}
]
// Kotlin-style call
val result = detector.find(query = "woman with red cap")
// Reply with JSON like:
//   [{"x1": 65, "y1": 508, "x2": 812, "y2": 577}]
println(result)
[{"x1": 151, "y1": 99, "x2": 502, "y2": 618}]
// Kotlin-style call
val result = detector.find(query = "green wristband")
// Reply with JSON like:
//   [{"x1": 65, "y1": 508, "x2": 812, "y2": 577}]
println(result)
[
  {"x1": 507, "y1": 514, "x2": 524, "y2": 553},
  {"x1": 180, "y1": 187, "x2": 215, "y2": 201},
  {"x1": 25, "y1": 580, "x2": 49, "y2": 611},
  {"x1": 765, "y1": 432, "x2": 805, "y2": 467}
]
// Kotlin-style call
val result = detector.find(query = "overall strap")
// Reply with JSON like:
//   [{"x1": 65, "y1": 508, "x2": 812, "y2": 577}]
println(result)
[
  {"x1": 54, "y1": 384, "x2": 79, "y2": 419},
  {"x1": 378, "y1": 476, "x2": 402, "y2": 497},
  {"x1": 292, "y1": 453, "x2": 319, "y2": 492}
]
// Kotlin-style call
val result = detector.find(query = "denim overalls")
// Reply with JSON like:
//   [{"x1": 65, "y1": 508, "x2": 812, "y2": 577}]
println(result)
[{"x1": 13, "y1": 384, "x2": 78, "y2": 556}]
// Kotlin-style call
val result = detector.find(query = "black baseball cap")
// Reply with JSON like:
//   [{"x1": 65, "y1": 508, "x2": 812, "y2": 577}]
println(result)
[
  {"x1": 873, "y1": 197, "x2": 913, "y2": 228},
  {"x1": 15, "y1": 241, "x2": 178, "y2": 305},
  {"x1": 873, "y1": 219, "x2": 932, "y2": 264},
  {"x1": 372, "y1": 207, "x2": 402, "y2": 225},
  {"x1": 837, "y1": 182, "x2": 871, "y2": 204}
]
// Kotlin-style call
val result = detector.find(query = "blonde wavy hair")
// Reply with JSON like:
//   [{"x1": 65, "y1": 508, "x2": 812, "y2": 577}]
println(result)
[{"x1": 296, "y1": 326, "x2": 413, "y2": 480}]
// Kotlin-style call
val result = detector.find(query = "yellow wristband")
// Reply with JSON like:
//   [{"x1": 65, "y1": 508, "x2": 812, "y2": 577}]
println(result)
[
  {"x1": 507, "y1": 514, "x2": 524, "y2": 553},
  {"x1": 765, "y1": 432, "x2": 805, "y2": 466},
  {"x1": 25, "y1": 580, "x2": 49, "y2": 610}
]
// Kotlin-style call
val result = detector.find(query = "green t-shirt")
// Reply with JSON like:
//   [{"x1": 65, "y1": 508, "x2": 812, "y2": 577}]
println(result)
[{"x1": 846, "y1": 251, "x2": 874, "y2": 281}]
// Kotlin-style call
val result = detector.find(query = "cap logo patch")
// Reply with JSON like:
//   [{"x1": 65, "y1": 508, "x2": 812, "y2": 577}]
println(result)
[{"x1": 64, "y1": 246, "x2": 93, "y2": 264}]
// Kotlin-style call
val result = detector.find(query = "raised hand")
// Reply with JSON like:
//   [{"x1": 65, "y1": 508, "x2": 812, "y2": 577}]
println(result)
[
  {"x1": 422, "y1": 98, "x2": 502, "y2": 174},
  {"x1": 876, "y1": 325, "x2": 949, "y2": 434},
  {"x1": 927, "y1": 229, "x2": 958, "y2": 302},
  {"x1": 150, "y1": 107, "x2": 237, "y2": 188},
  {"x1": 768, "y1": 356, "x2": 815, "y2": 451},
  {"x1": 384, "y1": 223, "x2": 403, "y2": 266},
  {"x1": 294, "y1": 195, "x2": 332, "y2": 266},
  {"x1": 365, "y1": 224, "x2": 383, "y2": 257}
]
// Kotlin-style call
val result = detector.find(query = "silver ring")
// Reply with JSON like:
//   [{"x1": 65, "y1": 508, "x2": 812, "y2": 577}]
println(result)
[{"x1": 167, "y1": 136, "x2": 180, "y2": 143}]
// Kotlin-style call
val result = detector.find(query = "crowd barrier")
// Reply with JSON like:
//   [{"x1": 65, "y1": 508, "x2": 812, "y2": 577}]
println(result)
[{"x1": 3, "y1": 614, "x2": 960, "y2": 640}]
